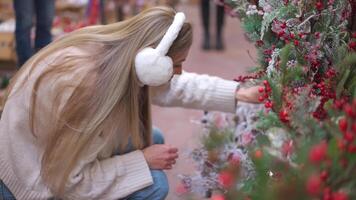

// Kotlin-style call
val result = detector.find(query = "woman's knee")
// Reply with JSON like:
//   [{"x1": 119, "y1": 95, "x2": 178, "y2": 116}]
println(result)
[
  {"x1": 152, "y1": 127, "x2": 164, "y2": 144},
  {"x1": 150, "y1": 170, "x2": 169, "y2": 199}
]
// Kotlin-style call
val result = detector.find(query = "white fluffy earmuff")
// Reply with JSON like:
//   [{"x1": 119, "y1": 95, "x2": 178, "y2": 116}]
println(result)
[{"x1": 135, "y1": 12, "x2": 186, "y2": 86}]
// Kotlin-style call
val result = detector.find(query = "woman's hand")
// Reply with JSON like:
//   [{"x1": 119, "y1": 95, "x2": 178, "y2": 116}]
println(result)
[
  {"x1": 142, "y1": 144, "x2": 178, "y2": 170},
  {"x1": 235, "y1": 86, "x2": 262, "y2": 104}
]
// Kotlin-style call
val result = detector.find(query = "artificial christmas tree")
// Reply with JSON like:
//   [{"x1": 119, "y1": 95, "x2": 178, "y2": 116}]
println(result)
[{"x1": 180, "y1": 0, "x2": 356, "y2": 199}]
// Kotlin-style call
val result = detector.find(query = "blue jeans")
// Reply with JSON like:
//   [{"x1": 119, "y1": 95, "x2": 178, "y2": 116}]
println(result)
[
  {"x1": 121, "y1": 127, "x2": 169, "y2": 200},
  {"x1": 0, "y1": 179, "x2": 15, "y2": 200},
  {"x1": 0, "y1": 128, "x2": 169, "y2": 200},
  {"x1": 13, "y1": 0, "x2": 55, "y2": 67}
]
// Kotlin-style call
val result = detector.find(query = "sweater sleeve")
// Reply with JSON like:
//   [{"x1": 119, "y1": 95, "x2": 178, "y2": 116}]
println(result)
[
  {"x1": 64, "y1": 149, "x2": 153, "y2": 200},
  {"x1": 151, "y1": 71, "x2": 240, "y2": 113}
]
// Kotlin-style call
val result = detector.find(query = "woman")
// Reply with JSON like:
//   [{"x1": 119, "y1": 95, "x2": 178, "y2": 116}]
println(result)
[{"x1": 0, "y1": 6, "x2": 260, "y2": 200}]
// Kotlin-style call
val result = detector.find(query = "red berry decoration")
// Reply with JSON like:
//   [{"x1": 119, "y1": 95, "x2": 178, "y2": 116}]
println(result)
[
  {"x1": 338, "y1": 118, "x2": 348, "y2": 132},
  {"x1": 279, "y1": 110, "x2": 289, "y2": 123},
  {"x1": 258, "y1": 87, "x2": 265, "y2": 93},
  {"x1": 344, "y1": 131, "x2": 354, "y2": 142},
  {"x1": 332, "y1": 191, "x2": 348, "y2": 200},
  {"x1": 306, "y1": 174, "x2": 322, "y2": 196},
  {"x1": 309, "y1": 141, "x2": 328, "y2": 164},
  {"x1": 344, "y1": 104, "x2": 354, "y2": 117},
  {"x1": 218, "y1": 171, "x2": 234, "y2": 188},
  {"x1": 254, "y1": 149, "x2": 263, "y2": 159},
  {"x1": 320, "y1": 170, "x2": 328, "y2": 182},
  {"x1": 316, "y1": 1, "x2": 323, "y2": 11}
]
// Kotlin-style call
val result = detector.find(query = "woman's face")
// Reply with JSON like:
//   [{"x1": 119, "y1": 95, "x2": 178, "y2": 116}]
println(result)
[{"x1": 170, "y1": 48, "x2": 189, "y2": 75}]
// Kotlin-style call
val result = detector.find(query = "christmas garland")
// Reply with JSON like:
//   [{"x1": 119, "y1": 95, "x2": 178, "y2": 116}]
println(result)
[{"x1": 179, "y1": 0, "x2": 356, "y2": 199}]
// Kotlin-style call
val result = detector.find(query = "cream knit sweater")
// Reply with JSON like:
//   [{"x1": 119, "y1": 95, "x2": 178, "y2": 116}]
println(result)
[{"x1": 0, "y1": 47, "x2": 239, "y2": 200}]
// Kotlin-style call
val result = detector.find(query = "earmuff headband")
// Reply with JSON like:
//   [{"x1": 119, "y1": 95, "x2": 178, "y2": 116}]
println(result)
[{"x1": 156, "y1": 12, "x2": 186, "y2": 55}]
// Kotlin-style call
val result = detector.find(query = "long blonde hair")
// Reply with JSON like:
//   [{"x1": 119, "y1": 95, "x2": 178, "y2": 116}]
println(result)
[{"x1": 5, "y1": 6, "x2": 192, "y2": 197}]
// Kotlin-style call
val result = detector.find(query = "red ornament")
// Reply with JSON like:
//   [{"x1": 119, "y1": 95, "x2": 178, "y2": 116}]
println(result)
[
  {"x1": 294, "y1": 40, "x2": 300, "y2": 46},
  {"x1": 218, "y1": 171, "x2": 234, "y2": 188},
  {"x1": 309, "y1": 141, "x2": 328, "y2": 164},
  {"x1": 338, "y1": 118, "x2": 348, "y2": 132},
  {"x1": 332, "y1": 191, "x2": 348, "y2": 200},
  {"x1": 306, "y1": 174, "x2": 322, "y2": 196}
]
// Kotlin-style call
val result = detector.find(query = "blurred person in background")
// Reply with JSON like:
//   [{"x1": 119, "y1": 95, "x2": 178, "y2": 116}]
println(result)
[
  {"x1": 13, "y1": 0, "x2": 55, "y2": 67},
  {"x1": 200, "y1": 0, "x2": 225, "y2": 50}
]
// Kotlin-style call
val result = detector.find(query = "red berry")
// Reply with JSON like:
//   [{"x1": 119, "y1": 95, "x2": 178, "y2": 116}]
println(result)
[
  {"x1": 344, "y1": 132, "x2": 354, "y2": 142},
  {"x1": 278, "y1": 31, "x2": 285, "y2": 37},
  {"x1": 218, "y1": 171, "x2": 234, "y2": 188},
  {"x1": 348, "y1": 145, "x2": 356, "y2": 153},
  {"x1": 263, "y1": 80, "x2": 269, "y2": 86},
  {"x1": 338, "y1": 118, "x2": 348, "y2": 132},
  {"x1": 349, "y1": 41, "x2": 356, "y2": 49},
  {"x1": 316, "y1": 2, "x2": 323, "y2": 10},
  {"x1": 281, "y1": 23, "x2": 287, "y2": 29},
  {"x1": 320, "y1": 170, "x2": 328, "y2": 181},
  {"x1": 258, "y1": 96, "x2": 265, "y2": 102},
  {"x1": 344, "y1": 104, "x2": 354, "y2": 117},
  {"x1": 323, "y1": 187, "x2": 332, "y2": 200},
  {"x1": 352, "y1": 32, "x2": 356, "y2": 38},
  {"x1": 266, "y1": 101, "x2": 273, "y2": 108},
  {"x1": 258, "y1": 87, "x2": 265, "y2": 93},
  {"x1": 309, "y1": 141, "x2": 328, "y2": 164},
  {"x1": 315, "y1": 32, "x2": 321, "y2": 38},
  {"x1": 352, "y1": 123, "x2": 356, "y2": 133},
  {"x1": 332, "y1": 191, "x2": 348, "y2": 200},
  {"x1": 254, "y1": 149, "x2": 263, "y2": 159},
  {"x1": 294, "y1": 40, "x2": 299, "y2": 46},
  {"x1": 279, "y1": 110, "x2": 290, "y2": 123},
  {"x1": 306, "y1": 174, "x2": 322, "y2": 195}
]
